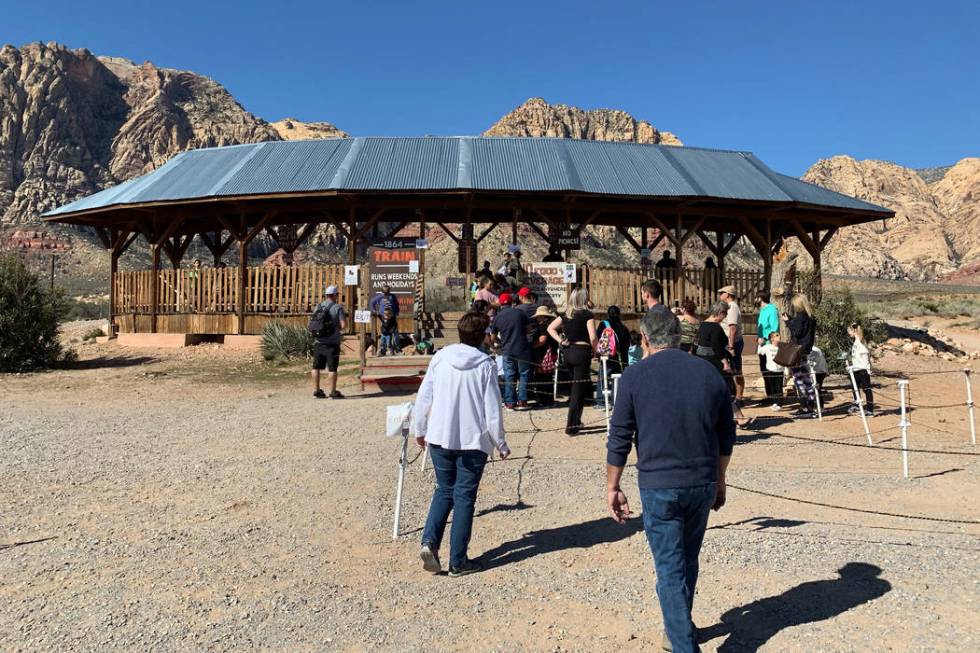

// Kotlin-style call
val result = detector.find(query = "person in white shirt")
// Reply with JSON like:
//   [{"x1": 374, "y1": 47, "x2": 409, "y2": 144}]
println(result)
[
  {"x1": 847, "y1": 323, "x2": 875, "y2": 416},
  {"x1": 718, "y1": 285, "x2": 745, "y2": 406},
  {"x1": 758, "y1": 331, "x2": 785, "y2": 410},
  {"x1": 414, "y1": 312, "x2": 510, "y2": 577}
]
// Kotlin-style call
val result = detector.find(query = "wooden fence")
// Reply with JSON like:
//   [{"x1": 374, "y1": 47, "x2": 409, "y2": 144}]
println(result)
[
  {"x1": 113, "y1": 264, "x2": 345, "y2": 316},
  {"x1": 581, "y1": 266, "x2": 767, "y2": 314}
]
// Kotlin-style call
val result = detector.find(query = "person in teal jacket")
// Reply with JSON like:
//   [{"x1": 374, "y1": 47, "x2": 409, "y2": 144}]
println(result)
[{"x1": 755, "y1": 292, "x2": 781, "y2": 380}]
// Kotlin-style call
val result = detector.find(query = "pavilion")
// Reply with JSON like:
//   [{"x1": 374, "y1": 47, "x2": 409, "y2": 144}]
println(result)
[{"x1": 44, "y1": 136, "x2": 892, "y2": 337}]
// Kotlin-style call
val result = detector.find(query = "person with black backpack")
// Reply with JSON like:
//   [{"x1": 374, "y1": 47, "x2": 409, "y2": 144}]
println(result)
[{"x1": 310, "y1": 285, "x2": 348, "y2": 399}]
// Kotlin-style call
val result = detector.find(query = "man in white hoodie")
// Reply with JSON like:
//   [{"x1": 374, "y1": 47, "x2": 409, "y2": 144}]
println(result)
[{"x1": 415, "y1": 312, "x2": 511, "y2": 577}]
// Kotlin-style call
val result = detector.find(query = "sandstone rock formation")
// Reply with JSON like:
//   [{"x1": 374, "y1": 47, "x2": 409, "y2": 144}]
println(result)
[
  {"x1": 802, "y1": 156, "x2": 970, "y2": 280},
  {"x1": 485, "y1": 97, "x2": 681, "y2": 145},
  {"x1": 0, "y1": 42, "x2": 292, "y2": 224},
  {"x1": 270, "y1": 118, "x2": 348, "y2": 141},
  {"x1": 932, "y1": 158, "x2": 980, "y2": 264}
]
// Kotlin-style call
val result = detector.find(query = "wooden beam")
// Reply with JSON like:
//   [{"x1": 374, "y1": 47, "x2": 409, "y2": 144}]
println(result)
[
  {"x1": 696, "y1": 229, "x2": 723, "y2": 258},
  {"x1": 616, "y1": 226, "x2": 643, "y2": 253},
  {"x1": 648, "y1": 214, "x2": 680, "y2": 246},
  {"x1": 576, "y1": 210, "x2": 602, "y2": 232},
  {"x1": 117, "y1": 231, "x2": 139, "y2": 256},
  {"x1": 381, "y1": 220, "x2": 410, "y2": 240},
  {"x1": 526, "y1": 222, "x2": 549, "y2": 244},
  {"x1": 789, "y1": 218, "x2": 819, "y2": 257},
  {"x1": 296, "y1": 222, "x2": 318, "y2": 248},
  {"x1": 819, "y1": 227, "x2": 838, "y2": 251},
  {"x1": 476, "y1": 222, "x2": 500, "y2": 244},
  {"x1": 720, "y1": 234, "x2": 740, "y2": 257},
  {"x1": 94, "y1": 227, "x2": 111, "y2": 250},
  {"x1": 435, "y1": 222, "x2": 460, "y2": 244},
  {"x1": 678, "y1": 216, "x2": 706, "y2": 245}
]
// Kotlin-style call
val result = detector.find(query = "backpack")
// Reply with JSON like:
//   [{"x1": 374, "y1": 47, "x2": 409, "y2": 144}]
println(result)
[
  {"x1": 308, "y1": 303, "x2": 337, "y2": 339},
  {"x1": 596, "y1": 320, "x2": 618, "y2": 357}
]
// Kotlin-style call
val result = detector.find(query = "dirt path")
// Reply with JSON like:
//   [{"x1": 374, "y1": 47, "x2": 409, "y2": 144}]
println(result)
[{"x1": 1, "y1": 340, "x2": 978, "y2": 652}]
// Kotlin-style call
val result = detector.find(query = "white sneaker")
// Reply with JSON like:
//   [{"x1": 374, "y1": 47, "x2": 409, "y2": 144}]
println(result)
[{"x1": 420, "y1": 544, "x2": 441, "y2": 573}]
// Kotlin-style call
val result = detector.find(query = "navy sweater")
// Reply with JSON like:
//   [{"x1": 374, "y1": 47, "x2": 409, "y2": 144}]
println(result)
[{"x1": 607, "y1": 348, "x2": 735, "y2": 489}]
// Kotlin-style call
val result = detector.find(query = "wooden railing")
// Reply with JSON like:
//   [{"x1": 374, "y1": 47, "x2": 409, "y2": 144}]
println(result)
[
  {"x1": 581, "y1": 265, "x2": 767, "y2": 314},
  {"x1": 113, "y1": 264, "x2": 345, "y2": 315}
]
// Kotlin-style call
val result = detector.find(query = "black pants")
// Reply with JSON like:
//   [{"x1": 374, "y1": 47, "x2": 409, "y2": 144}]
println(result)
[
  {"x1": 563, "y1": 345, "x2": 592, "y2": 428},
  {"x1": 763, "y1": 371, "x2": 783, "y2": 405},
  {"x1": 852, "y1": 369, "x2": 874, "y2": 409}
]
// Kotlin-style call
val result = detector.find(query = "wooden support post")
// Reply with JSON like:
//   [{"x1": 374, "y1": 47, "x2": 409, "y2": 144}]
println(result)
[
  {"x1": 675, "y1": 215, "x2": 685, "y2": 303},
  {"x1": 716, "y1": 231, "x2": 727, "y2": 281},
  {"x1": 347, "y1": 207, "x2": 357, "y2": 329},
  {"x1": 511, "y1": 208, "x2": 519, "y2": 245},
  {"x1": 149, "y1": 243, "x2": 160, "y2": 333},
  {"x1": 418, "y1": 208, "x2": 427, "y2": 318},
  {"x1": 236, "y1": 215, "x2": 249, "y2": 335},
  {"x1": 763, "y1": 219, "x2": 773, "y2": 295}
]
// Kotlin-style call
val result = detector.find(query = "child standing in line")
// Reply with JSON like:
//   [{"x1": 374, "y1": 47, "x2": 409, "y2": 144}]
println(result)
[
  {"x1": 379, "y1": 307, "x2": 400, "y2": 356},
  {"x1": 847, "y1": 323, "x2": 875, "y2": 416},
  {"x1": 628, "y1": 331, "x2": 643, "y2": 366},
  {"x1": 808, "y1": 345, "x2": 829, "y2": 396},
  {"x1": 758, "y1": 331, "x2": 785, "y2": 411}
]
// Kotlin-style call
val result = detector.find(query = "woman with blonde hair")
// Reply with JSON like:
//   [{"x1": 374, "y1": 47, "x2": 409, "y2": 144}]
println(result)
[
  {"x1": 786, "y1": 293, "x2": 817, "y2": 417},
  {"x1": 548, "y1": 287, "x2": 597, "y2": 435}
]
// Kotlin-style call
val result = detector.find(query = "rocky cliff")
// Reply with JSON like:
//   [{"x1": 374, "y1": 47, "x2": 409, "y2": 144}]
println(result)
[
  {"x1": 0, "y1": 42, "x2": 344, "y2": 225},
  {"x1": 485, "y1": 97, "x2": 681, "y2": 145},
  {"x1": 802, "y1": 156, "x2": 979, "y2": 280},
  {"x1": 270, "y1": 118, "x2": 347, "y2": 141}
]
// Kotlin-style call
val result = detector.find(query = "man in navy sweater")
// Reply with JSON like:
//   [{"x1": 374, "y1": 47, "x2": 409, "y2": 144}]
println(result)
[{"x1": 606, "y1": 309, "x2": 735, "y2": 653}]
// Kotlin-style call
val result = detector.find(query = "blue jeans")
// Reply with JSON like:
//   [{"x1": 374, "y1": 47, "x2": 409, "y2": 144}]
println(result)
[
  {"x1": 379, "y1": 331, "x2": 399, "y2": 355},
  {"x1": 503, "y1": 356, "x2": 532, "y2": 405},
  {"x1": 421, "y1": 445, "x2": 488, "y2": 568},
  {"x1": 640, "y1": 483, "x2": 717, "y2": 653}
]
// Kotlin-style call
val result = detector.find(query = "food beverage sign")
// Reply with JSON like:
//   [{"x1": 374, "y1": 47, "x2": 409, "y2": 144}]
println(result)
[
  {"x1": 525, "y1": 262, "x2": 572, "y2": 313},
  {"x1": 368, "y1": 245, "x2": 418, "y2": 314}
]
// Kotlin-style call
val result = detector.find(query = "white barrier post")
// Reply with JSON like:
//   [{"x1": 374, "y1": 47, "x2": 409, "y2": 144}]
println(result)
[
  {"x1": 898, "y1": 379, "x2": 910, "y2": 479},
  {"x1": 809, "y1": 364, "x2": 823, "y2": 421},
  {"x1": 393, "y1": 423, "x2": 409, "y2": 539},
  {"x1": 965, "y1": 369, "x2": 976, "y2": 446},
  {"x1": 420, "y1": 442, "x2": 429, "y2": 472},
  {"x1": 612, "y1": 373, "x2": 622, "y2": 404},
  {"x1": 601, "y1": 356, "x2": 611, "y2": 436},
  {"x1": 553, "y1": 350, "x2": 560, "y2": 403},
  {"x1": 848, "y1": 365, "x2": 872, "y2": 445}
]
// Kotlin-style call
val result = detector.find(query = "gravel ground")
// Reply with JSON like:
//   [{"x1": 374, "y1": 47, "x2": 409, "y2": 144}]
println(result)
[{"x1": 1, "y1": 335, "x2": 978, "y2": 652}]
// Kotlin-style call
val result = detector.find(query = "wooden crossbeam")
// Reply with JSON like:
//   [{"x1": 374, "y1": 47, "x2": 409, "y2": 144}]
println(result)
[
  {"x1": 94, "y1": 227, "x2": 111, "y2": 250},
  {"x1": 296, "y1": 222, "x2": 318, "y2": 248},
  {"x1": 679, "y1": 217, "x2": 706, "y2": 245},
  {"x1": 476, "y1": 222, "x2": 500, "y2": 244},
  {"x1": 382, "y1": 220, "x2": 410, "y2": 240},
  {"x1": 790, "y1": 218, "x2": 819, "y2": 257},
  {"x1": 819, "y1": 227, "x2": 838, "y2": 250},
  {"x1": 648, "y1": 214, "x2": 680, "y2": 246},
  {"x1": 435, "y1": 222, "x2": 460, "y2": 243},
  {"x1": 616, "y1": 226, "x2": 643, "y2": 253},
  {"x1": 526, "y1": 222, "x2": 549, "y2": 243}
]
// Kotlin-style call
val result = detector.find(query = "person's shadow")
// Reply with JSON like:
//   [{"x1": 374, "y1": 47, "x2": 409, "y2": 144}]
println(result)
[
  {"x1": 700, "y1": 562, "x2": 891, "y2": 652},
  {"x1": 478, "y1": 516, "x2": 642, "y2": 569}
]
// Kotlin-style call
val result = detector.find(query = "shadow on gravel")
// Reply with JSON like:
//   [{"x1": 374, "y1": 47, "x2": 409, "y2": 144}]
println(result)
[
  {"x1": 701, "y1": 562, "x2": 892, "y2": 652},
  {"x1": 69, "y1": 355, "x2": 157, "y2": 370},
  {"x1": 0, "y1": 536, "x2": 58, "y2": 553},
  {"x1": 477, "y1": 516, "x2": 642, "y2": 569}
]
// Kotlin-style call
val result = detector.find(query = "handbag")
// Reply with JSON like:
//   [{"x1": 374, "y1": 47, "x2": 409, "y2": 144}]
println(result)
[
  {"x1": 537, "y1": 347, "x2": 557, "y2": 374},
  {"x1": 774, "y1": 341, "x2": 805, "y2": 368}
]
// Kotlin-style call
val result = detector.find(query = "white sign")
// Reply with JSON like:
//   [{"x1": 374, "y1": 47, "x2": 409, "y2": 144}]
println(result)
[
  {"x1": 562, "y1": 263, "x2": 577, "y2": 283},
  {"x1": 415, "y1": 238, "x2": 429, "y2": 249},
  {"x1": 344, "y1": 265, "x2": 359, "y2": 286},
  {"x1": 507, "y1": 244, "x2": 521, "y2": 254},
  {"x1": 386, "y1": 402, "x2": 414, "y2": 438},
  {"x1": 640, "y1": 248, "x2": 651, "y2": 258},
  {"x1": 354, "y1": 310, "x2": 372, "y2": 324},
  {"x1": 526, "y1": 262, "x2": 570, "y2": 312},
  {"x1": 408, "y1": 260, "x2": 420, "y2": 274}
]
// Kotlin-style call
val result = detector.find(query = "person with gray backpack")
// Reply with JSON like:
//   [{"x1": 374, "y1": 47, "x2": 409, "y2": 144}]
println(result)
[{"x1": 310, "y1": 285, "x2": 347, "y2": 399}]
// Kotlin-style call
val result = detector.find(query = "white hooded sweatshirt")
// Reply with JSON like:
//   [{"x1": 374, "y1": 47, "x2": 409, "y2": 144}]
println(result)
[{"x1": 413, "y1": 344, "x2": 509, "y2": 456}]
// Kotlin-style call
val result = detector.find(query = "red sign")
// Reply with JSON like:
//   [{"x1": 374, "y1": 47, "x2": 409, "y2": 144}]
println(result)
[{"x1": 368, "y1": 246, "x2": 418, "y2": 314}]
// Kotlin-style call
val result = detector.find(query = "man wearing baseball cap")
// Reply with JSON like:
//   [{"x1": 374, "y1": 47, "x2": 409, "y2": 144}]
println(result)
[
  {"x1": 311, "y1": 285, "x2": 348, "y2": 399},
  {"x1": 718, "y1": 285, "x2": 745, "y2": 406}
]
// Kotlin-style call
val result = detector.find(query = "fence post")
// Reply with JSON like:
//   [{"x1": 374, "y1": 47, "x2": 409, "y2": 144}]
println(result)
[
  {"x1": 965, "y1": 369, "x2": 976, "y2": 446},
  {"x1": 601, "y1": 356, "x2": 611, "y2": 436},
  {"x1": 393, "y1": 423, "x2": 410, "y2": 539},
  {"x1": 847, "y1": 365, "x2": 872, "y2": 445},
  {"x1": 612, "y1": 373, "x2": 622, "y2": 405},
  {"x1": 898, "y1": 379, "x2": 910, "y2": 479}
]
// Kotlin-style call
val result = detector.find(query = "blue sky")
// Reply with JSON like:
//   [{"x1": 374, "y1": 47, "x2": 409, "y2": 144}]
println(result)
[{"x1": 3, "y1": 1, "x2": 977, "y2": 175}]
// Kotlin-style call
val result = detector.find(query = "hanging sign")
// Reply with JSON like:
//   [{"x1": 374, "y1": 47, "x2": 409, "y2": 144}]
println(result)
[
  {"x1": 415, "y1": 238, "x2": 429, "y2": 249},
  {"x1": 556, "y1": 228, "x2": 581, "y2": 250},
  {"x1": 372, "y1": 237, "x2": 414, "y2": 250},
  {"x1": 408, "y1": 260, "x2": 420, "y2": 274},
  {"x1": 640, "y1": 248, "x2": 651, "y2": 268},
  {"x1": 461, "y1": 223, "x2": 474, "y2": 240},
  {"x1": 445, "y1": 276, "x2": 467, "y2": 288},
  {"x1": 344, "y1": 265, "x2": 359, "y2": 286},
  {"x1": 354, "y1": 310, "x2": 372, "y2": 324},
  {"x1": 562, "y1": 263, "x2": 577, "y2": 283},
  {"x1": 457, "y1": 240, "x2": 478, "y2": 273},
  {"x1": 386, "y1": 402, "x2": 414, "y2": 437}
]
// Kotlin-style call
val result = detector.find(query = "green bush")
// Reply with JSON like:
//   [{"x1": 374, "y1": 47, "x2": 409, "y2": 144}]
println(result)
[
  {"x1": 0, "y1": 255, "x2": 73, "y2": 371},
  {"x1": 814, "y1": 287, "x2": 886, "y2": 374},
  {"x1": 81, "y1": 327, "x2": 105, "y2": 341},
  {"x1": 260, "y1": 320, "x2": 313, "y2": 361}
]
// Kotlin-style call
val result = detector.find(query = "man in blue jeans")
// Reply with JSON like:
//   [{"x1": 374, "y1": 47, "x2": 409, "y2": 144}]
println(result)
[
  {"x1": 606, "y1": 309, "x2": 735, "y2": 653},
  {"x1": 491, "y1": 294, "x2": 533, "y2": 410}
]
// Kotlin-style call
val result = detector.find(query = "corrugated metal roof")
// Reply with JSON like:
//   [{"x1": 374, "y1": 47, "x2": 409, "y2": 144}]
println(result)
[{"x1": 44, "y1": 137, "x2": 890, "y2": 217}]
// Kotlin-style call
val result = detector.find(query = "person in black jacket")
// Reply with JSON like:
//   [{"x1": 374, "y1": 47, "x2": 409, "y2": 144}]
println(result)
[
  {"x1": 786, "y1": 293, "x2": 818, "y2": 417},
  {"x1": 695, "y1": 301, "x2": 753, "y2": 427}
]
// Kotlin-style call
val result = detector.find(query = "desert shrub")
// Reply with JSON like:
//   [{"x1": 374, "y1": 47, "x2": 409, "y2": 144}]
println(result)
[
  {"x1": 261, "y1": 320, "x2": 313, "y2": 361},
  {"x1": 814, "y1": 288, "x2": 886, "y2": 374},
  {"x1": 68, "y1": 297, "x2": 109, "y2": 320},
  {"x1": 0, "y1": 255, "x2": 73, "y2": 371},
  {"x1": 81, "y1": 327, "x2": 105, "y2": 341}
]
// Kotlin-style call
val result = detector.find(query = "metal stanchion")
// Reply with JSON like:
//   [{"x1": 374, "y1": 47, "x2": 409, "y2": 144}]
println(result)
[
  {"x1": 393, "y1": 423, "x2": 409, "y2": 539},
  {"x1": 898, "y1": 379, "x2": 910, "y2": 479},
  {"x1": 420, "y1": 442, "x2": 429, "y2": 472},
  {"x1": 809, "y1": 364, "x2": 823, "y2": 421},
  {"x1": 848, "y1": 365, "x2": 872, "y2": 445},
  {"x1": 553, "y1": 350, "x2": 561, "y2": 403},
  {"x1": 612, "y1": 373, "x2": 622, "y2": 404},
  {"x1": 965, "y1": 369, "x2": 976, "y2": 446}
]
